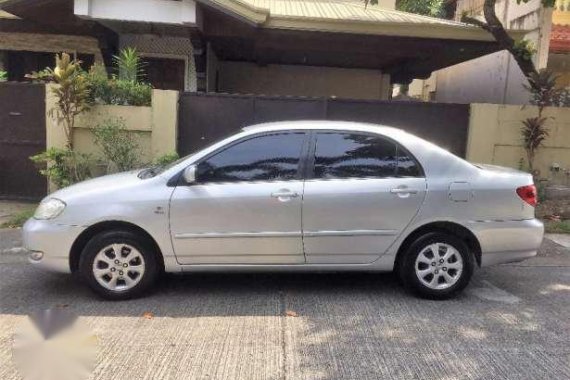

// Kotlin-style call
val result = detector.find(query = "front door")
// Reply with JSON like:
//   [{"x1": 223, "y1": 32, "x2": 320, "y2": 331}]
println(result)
[
  {"x1": 302, "y1": 131, "x2": 427, "y2": 264},
  {"x1": 170, "y1": 131, "x2": 308, "y2": 264}
]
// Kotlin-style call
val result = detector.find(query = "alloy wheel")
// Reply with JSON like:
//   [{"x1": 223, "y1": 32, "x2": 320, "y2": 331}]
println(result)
[{"x1": 414, "y1": 242, "x2": 463, "y2": 290}]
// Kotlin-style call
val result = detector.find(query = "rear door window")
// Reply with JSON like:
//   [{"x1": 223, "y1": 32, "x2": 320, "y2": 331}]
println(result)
[{"x1": 312, "y1": 132, "x2": 422, "y2": 179}]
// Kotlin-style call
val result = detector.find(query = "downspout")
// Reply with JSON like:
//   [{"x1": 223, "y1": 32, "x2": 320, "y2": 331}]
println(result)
[{"x1": 501, "y1": 0, "x2": 511, "y2": 104}]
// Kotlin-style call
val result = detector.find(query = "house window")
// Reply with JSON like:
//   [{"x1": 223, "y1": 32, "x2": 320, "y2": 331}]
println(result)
[
  {"x1": 5, "y1": 51, "x2": 94, "y2": 81},
  {"x1": 143, "y1": 56, "x2": 186, "y2": 91}
]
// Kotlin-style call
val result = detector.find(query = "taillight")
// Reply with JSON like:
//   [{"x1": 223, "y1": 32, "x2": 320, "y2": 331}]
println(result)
[{"x1": 516, "y1": 185, "x2": 537, "y2": 207}]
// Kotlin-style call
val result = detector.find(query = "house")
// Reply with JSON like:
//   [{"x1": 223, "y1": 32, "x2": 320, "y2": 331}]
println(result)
[
  {"x1": 0, "y1": 0, "x2": 522, "y2": 100},
  {"x1": 0, "y1": 5, "x2": 114, "y2": 80},
  {"x1": 548, "y1": 1, "x2": 570, "y2": 86},
  {"x1": 410, "y1": 0, "x2": 570, "y2": 104}
]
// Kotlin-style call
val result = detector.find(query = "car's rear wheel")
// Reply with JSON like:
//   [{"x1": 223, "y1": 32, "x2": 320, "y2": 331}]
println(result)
[
  {"x1": 79, "y1": 230, "x2": 159, "y2": 300},
  {"x1": 399, "y1": 232, "x2": 474, "y2": 300}
]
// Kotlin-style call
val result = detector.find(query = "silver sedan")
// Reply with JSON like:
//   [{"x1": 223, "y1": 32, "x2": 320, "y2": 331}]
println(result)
[{"x1": 23, "y1": 121, "x2": 544, "y2": 300}]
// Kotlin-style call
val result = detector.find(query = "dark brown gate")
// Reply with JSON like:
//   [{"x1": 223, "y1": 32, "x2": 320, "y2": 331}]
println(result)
[
  {"x1": 0, "y1": 83, "x2": 46, "y2": 200},
  {"x1": 178, "y1": 92, "x2": 470, "y2": 157}
]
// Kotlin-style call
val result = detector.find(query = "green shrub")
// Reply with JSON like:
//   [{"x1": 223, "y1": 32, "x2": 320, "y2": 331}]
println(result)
[
  {"x1": 27, "y1": 53, "x2": 91, "y2": 149},
  {"x1": 92, "y1": 117, "x2": 141, "y2": 172},
  {"x1": 30, "y1": 148, "x2": 92, "y2": 188},
  {"x1": 86, "y1": 63, "x2": 110, "y2": 104},
  {"x1": 113, "y1": 79, "x2": 152, "y2": 106},
  {"x1": 86, "y1": 50, "x2": 152, "y2": 107},
  {"x1": 0, "y1": 70, "x2": 7, "y2": 82},
  {"x1": 153, "y1": 152, "x2": 180, "y2": 166},
  {"x1": 113, "y1": 47, "x2": 145, "y2": 82},
  {"x1": 544, "y1": 220, "x2": 570, "y2": 234},
  {"x1": 86, "y1": 71, "x2": 152, "y2": 106}
]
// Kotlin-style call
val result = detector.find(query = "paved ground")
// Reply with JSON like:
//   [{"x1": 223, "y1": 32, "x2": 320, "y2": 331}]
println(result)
[{"x1": 0, "y1": 230, "x2": 569, "y2": 380}]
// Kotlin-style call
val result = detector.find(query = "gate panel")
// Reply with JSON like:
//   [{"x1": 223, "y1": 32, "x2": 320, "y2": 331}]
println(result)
[
  {"x1": 327, "y1": 99, "x2": 470, "y2": 157},
  {"x1": 178, "y1": 93, "x2": 254, "y2": 155},
  {"x1": 0, "y1": 83, "x2": 46, "y2": 200},
  {"x1": 178, "y1": 93, "x2": 470, "y2": 158},
  {"x1": 253, "y1": 97, "x2": 325, "y2": 124}
]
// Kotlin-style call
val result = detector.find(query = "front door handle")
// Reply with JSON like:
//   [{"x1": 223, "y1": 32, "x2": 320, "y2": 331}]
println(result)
[
  {"x1": 390, "y1": 187, "x2": 418, "y2": 195},
  {"x1": 271, "y1": 190, "x2": 299, "y2": 199}
]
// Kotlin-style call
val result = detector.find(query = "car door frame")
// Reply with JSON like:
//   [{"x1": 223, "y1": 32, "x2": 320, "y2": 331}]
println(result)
[
  {"x1": 300, "y1": 129, "x2": 427, "y2": 264},
  {"x1": 302, "y1": 129, "x2": 426, "y2": 181},
  {"x1": 168, "y1": 129, "x2": 313, "y2": 265}
]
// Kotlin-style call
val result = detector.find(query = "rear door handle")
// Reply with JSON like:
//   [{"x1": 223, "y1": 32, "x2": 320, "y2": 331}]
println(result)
[
  {"x1": 271, "y1": 190, "x2": 299, "y2": 198},
  {"x1": 390, "y1": 188, "x2": 418, "y2": 194}
]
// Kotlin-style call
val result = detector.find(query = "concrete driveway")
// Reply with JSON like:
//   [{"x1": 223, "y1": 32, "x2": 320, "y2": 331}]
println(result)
[{"x1": 0, "y1": 229, "x2": 569, "y2": 380}]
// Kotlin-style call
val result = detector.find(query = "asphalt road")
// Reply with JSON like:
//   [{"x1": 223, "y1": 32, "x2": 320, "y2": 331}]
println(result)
[{"x1": 0, "y1": 230, "x2": 569, "y2": 380}]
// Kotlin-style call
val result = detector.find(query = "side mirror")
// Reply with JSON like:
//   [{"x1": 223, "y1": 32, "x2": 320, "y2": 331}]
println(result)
[{"x1": 183, "y1": 165, "x2": 197, "y2": 184}]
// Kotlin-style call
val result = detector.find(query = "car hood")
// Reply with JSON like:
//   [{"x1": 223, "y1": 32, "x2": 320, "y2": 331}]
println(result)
[{"x1": 48, "y1": 170, "x2": 143, "y2": 202}]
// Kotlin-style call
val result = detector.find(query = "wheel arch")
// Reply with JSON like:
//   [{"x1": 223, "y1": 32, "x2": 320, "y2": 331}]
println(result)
[
  {"x1": 69, "y1": 220, "x2": 165, "y2": 273},
  {"x1": 394, "y1": 221, "x2": 482, "y2": 270}
]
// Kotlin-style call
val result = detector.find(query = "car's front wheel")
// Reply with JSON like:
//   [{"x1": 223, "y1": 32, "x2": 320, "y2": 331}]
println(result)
[
  {"x1": 79, "y1": 230, "x2": 160, "y2": 300},
  {"x1": 399, "y1": 232, "x2": 474, "y2": 300}
]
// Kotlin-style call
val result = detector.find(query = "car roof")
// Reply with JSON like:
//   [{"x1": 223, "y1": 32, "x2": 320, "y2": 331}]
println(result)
[
  {"x1": 161, "y1": 120, "x2": 476, "y2": 179},
  {"x1": 242, "y1": 120, "x2": 403, "y2": 136}
]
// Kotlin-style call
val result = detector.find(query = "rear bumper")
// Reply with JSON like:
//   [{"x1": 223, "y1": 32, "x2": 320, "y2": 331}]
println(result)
[
  {"x1": 469, "y1": 218, "x2": 544, "y2": 267},
  {"x1": 22, "y1": 218, "x2": 85, "y2": 273}
]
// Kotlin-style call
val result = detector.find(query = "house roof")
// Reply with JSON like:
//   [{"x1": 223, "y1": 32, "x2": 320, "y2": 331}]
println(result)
[
  {"x1": 203, "y1": 0, "x2": 525, "y2": 41},
  {"x1": 0, "y1": 0, "x2": 526, "y2": 42},
  {"x1": 0, "y1": 9, "x2": 18, "y2": 18},
  {"x1": 550, "y1": 24, "x2": 570, "y2": 53}
]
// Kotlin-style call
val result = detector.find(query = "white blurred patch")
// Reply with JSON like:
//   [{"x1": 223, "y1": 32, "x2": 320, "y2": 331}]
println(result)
[
  {"x1": 467, "y1": 280, "x2": 521, "y2": 304},
  {"x1": 12, "y1": 309, "x2": 98, "y2": 380}
]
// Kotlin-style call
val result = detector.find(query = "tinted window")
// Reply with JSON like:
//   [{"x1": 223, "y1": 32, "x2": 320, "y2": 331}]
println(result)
[
  {"x1": 314, "y1": 133, "x2": 397, "y2": 179},
  {"x1": 313, "y1": 132, "x2": 423, "y2": 179},
  {"x1": 397, "y1": 150, "x2": 422, "y2": 177},
  {"x1": 197, "y1": 133, "x2": 305, "y2": 183}
]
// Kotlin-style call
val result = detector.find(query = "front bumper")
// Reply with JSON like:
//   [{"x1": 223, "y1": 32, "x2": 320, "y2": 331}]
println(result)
[
  {"x1": 22, "y1": 218, "x2": 85, "y2": 273},
  {"x1": 469, "y1": 218, "x2": 544, "y2": 267}
]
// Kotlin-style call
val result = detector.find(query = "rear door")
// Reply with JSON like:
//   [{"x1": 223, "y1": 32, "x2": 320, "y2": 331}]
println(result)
[{"x1": 302, "y1": 131, "x2": 427, "y2": 264}]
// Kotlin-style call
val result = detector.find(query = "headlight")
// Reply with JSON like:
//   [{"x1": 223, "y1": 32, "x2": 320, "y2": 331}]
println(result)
[{"x1": 34, "y1": 198, "x2": 66, "y2": 220}]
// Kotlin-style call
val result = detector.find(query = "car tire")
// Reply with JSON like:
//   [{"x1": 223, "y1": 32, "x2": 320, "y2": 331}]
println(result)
[
  {"x1": 79, "y1": 230, "x2": 160, "y2": 300},
  {"x1": 398, "y1": 232, "x2": 474, "y2": 300}
]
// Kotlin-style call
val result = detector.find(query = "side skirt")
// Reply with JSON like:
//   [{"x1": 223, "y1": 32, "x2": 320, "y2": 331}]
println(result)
[{"x1": 173, "y1": 254, "x2": 396, "y2": 273}]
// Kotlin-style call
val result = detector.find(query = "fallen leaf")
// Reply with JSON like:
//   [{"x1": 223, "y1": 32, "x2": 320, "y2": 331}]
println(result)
[
  {"x1": 285, "y1": 310, "x2": 298, "y2": 317},
  {"x1": 142, "y1": 312, "x2": 154, "y2": 319}
]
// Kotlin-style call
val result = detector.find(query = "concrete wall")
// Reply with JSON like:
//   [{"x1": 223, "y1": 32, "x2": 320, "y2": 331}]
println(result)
[
  {"x1": 218, "y1": 61, "x2": 391, "y2": 100},
  {"x1": 425, "y1": 0, "x2": 552, "y2": 105},
  {"x1": 46, "y1": 86, "x2": 178, "y2": 165},
  {"x1": 467, "y1": 103, "x2": 570, "y2": 179},
  {"x1": 435, "y1": 51, "x2": 530, "y2": 105}
]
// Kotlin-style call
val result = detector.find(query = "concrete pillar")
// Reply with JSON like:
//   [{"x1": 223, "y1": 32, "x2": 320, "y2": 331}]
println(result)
[
  {"x1": 380, "y1": 73, "x2": 391, "y2": 100},
  {"x1": 465, "y1": 103, "x2": 500, "y2": 164},
  {"x1": 151, "y1": 89, "x2": 179, "y2": 158}
]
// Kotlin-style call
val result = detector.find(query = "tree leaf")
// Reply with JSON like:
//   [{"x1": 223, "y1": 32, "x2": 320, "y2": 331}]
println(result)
[
  {"x1": 142, "y1": 312, "x2": 154, "y2": 319},
  {"x1": 285, "y1": 310, "x2": 298, "y2": 317}
]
